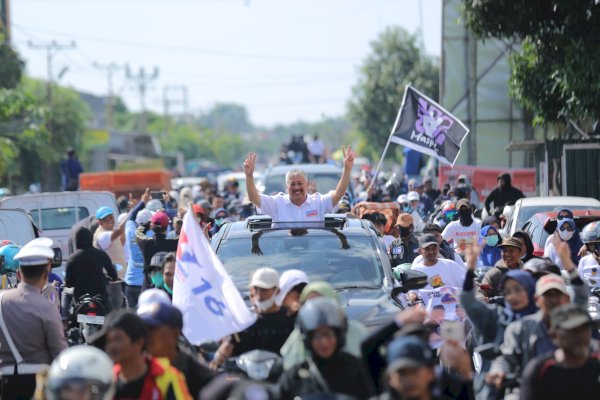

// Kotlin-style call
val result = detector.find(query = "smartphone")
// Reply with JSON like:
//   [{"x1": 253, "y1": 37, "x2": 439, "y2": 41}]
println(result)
[
  {"x1": 150, "y1": 191, "x2": 166, "y2": 200},
  {"x1": 440, "y1": 320, "x2": 465, "y2": 342}
]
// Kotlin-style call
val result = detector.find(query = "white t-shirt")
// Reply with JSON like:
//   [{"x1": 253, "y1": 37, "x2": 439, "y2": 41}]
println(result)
[
  {"x1": 411, "y1": 258, "x2": 466, "y2": 291},
  {"x1": 543, "y1": 241, "x2": 567, "y2": 270},
  {"x1": 258, "y1": 192, "x2": 334, "y2": 227},
  {"x1": 578, "y1": 254, "x2": 600, "y2": 290},
  {"x1": 307, "y1": 139, "x2": 325, "y2": 156},
  {"x1": 442, "y1": 220, "x2": 482, "y2": 254},
  {"x1": 413, "y1": 253, "x2": 466, "y2": 269}
]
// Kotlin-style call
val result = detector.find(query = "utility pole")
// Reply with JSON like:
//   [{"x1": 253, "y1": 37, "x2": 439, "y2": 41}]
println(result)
[
  {"x1": 126, "y1": 66, "x2": 159, "y2": 133},
  {"x1": 28, "y1": 40, "x2": 76, "y2": 102},
  {"x1": 0, "y1": 0, "x2": 11, "y2": 43},
  {"x1": 163, "y1": 85, "x2": 190, "y2": 136},
  {"x1": 93, "y1": 62, "x2": 125, "y2": 130}
]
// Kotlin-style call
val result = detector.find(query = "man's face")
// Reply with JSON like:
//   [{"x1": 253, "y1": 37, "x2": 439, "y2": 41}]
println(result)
[
  {"x1": 105, "y1": 328, "x2": 141, "y2": 364},
  {"x1": 286, "y1": 174, "x2": 307, "y2": 204},
  {"x1": 586, "y1": 242, "x2": 600, "y2": 262},
  {"x1": 174, "y1": 221, "x2": 183, "y2": 235},
  {"x1": 250, "y1": 286, "x2": 277, "y2": 303},
  {"x1": 424, "y1": 181, "x2": 432, "y2": 191},
  {"x1": 212, "y1": 197, "x2": 225, "y2": 209},
  {"x1": 163, "y1": 261, "x2": 175, "y2": 289},
  {"x1": 310, "y1": 326, "x2": 338, "y2": 359},
  {"x1": 146, "y1": 325, "x2": 178, "y2": 359},
  {"x1": 415, "y1": 186, "x2": 424, "y2": 195},
  {"x1": 430, "y1": 307, "x2": 445, "y2": 323},
  {"x1": 501, "y1": 246, "x2": 522, "y2": 268},
  {"x1": 553, "y1": 324, "x2": 592, "y2": 359},
  {"x1": 498, "y1": 178, "x2": 506, "y2": 189},
  {"x1": 536, "y1": 289, "x2": 570, "y2": 317},
  {"x1": 98, "y1": 214, "x2": 115, "y2": 230},
  {"x1": 420, "y1": 244, "x2": 439, "y2": 264},
  {"x1": 389, "y1": 366, "x2": 435, "y2": 398}
]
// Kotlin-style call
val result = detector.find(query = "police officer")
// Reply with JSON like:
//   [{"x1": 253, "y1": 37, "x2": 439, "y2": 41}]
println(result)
[
  {"x1": 389, "y1": 213, "x2": 420, "y2": 267},
  {"x1": 0, "y1": 238, "x2": 67, "y2": 399}
]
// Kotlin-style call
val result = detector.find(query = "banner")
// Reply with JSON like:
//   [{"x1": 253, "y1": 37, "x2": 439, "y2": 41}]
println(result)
[
  {"x1": 390, "y1": 85, "x2": 470, "y2": 166},
  {"x1": 438, "y1": 164, "x2": 537, "y2": 202},
  {"x1": 173, "y1": 211, "x2": 256, "y2": 344}
]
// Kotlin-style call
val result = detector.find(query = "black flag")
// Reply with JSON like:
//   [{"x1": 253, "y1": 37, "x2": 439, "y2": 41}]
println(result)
[{"x1": 390, "y1": 85, "x2": 469, "y2": 166}]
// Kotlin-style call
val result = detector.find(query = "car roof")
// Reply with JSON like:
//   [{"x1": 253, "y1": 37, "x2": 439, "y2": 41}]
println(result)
[
  {"x1": 220, "y1": 218, "x2": 372, "y2": 239},
  {"x1": 265, "y1": 163, "x2": 342, "y2": 175},
  {"x1": 532, "y1": 210, "x2": 600, "y2": 220},
  {"x1": 517, "y1": 196, "x2": 600, "y2": 207}
]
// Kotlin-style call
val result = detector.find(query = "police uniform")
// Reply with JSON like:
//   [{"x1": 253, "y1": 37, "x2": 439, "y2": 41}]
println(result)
[{"x1": 0, "y1": 238, "x2": 67, "y2": 398}]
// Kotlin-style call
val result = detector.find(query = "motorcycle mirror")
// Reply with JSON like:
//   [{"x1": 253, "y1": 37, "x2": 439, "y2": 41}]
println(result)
[
  {"x1": 392, "y1": 269, "x2": 428, "y2": 296},
  {"x1": 51, "y1": 247, "x2": 62, "y2": 268}
]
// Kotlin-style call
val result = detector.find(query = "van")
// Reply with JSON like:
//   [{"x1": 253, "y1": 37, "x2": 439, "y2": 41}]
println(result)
[
  {"x1": 1, "y1": 191, "x2": 118, "y2": 261},
  {"x1": 0, "y1": 208, "x2": 39, "y2": 246}
]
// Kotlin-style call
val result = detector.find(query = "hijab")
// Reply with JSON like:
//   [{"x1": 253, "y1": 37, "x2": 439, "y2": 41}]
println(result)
[
  {"x1": 500, "y1": 270, "x2": 537, "y2": 320},
  {"x1": 480, "y1": 225, "x2": 502, "y2": 266},
  {"x1": 556, "y1": 218, "x2": 582, "y2": 265},
  {"x1": 513, "y1": 230, "x2": 536, "y2": 263},
  {"x1": 300, "y1": 281, "x2": 341, "y2": 305}
]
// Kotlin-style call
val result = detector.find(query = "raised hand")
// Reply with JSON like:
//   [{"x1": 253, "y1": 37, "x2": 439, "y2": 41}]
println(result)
[
  {"x1": 342, "y1": 145, "x2": 355, "y2": 170},
  {"x1": 141, "y1": 187, "x2": 151, "y2": 204},
  {"x1": 554, "y1": 236, "x2": 576, "y2": 271},
  {"x1": 243, "y1": 152, "x2": 256, "y2": 177},
  {"x1": 464, "y1": 237, "x2": 482, "y2": 271}
]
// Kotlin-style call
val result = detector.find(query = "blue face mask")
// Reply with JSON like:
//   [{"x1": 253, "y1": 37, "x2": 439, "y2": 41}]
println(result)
[
  {"x1": 485, "y1": 235, "x2": 499, "y2": 247},
  {"x1": 215, "y1": 217, "x2": 226, "y2": 227},
  {"x1": 402, "y1": 204, "x2": 411, "y2": 213}
]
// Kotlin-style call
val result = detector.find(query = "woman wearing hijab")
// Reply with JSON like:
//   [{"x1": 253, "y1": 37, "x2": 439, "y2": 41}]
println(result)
[
  {"x1": 513, "y1": 230, "x2": 538, "y2": 263},
  {"x1": 543, "y1": 208, "x2": 575, "y2": 251},
  {"x1": 279, "y1": 281, "x2": 367, "y2": 370},
  {"x1": 479, "y1": 225, "x2": 502, "y2": 267},
  {"x1": 544, "y1": 217, "x2": 583, "y2": 269},
  {"x1": 209, "y1": 208, "x2": 229, "y2": 236},
  {"x1": 461, "y1": 244, "x2": 537, "y2": 400}
]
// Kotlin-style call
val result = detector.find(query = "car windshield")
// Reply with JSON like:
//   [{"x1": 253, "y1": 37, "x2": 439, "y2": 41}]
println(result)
[
  {"x1": 30, "y1": 207, "x2": 89, "y2": 230},
  {"x1": 264, "y1": 173, "x2": 340, "y2": 195},
  {"x1": 216, "y1": 230, "x2": 384, "y2": 293},
  {"x1": 516, "y1": 205, "x2": 600, "y2": 232}
]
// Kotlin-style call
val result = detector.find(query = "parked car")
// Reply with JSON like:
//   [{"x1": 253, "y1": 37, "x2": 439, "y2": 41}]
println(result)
[
  {"x1": 1, "y1": 191, "x2": 118, "y2": 264},
  {"x1": 0, "y1": 208, "x2": 39, "y2": 246},
  {"x1": 522, "y1": 210, "x2": 600, "y2": 256},
  {"x1": 259, "y1": 163, "x2": 354, "y2": 203},
  {"x1": 211, "y1": 214, "x2": 426, "y2": 330},
  {"x1": 504, "y1": 196, "x2": 600, "y2": 236}
]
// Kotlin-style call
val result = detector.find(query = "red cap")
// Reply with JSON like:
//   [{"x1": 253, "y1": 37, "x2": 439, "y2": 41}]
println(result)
[
  {"x1": 192, "y1": 204, "x2": 205, "y2": 215},
  {"x1": 151, "y1": 211, "x2": 169, "y2": 227}
]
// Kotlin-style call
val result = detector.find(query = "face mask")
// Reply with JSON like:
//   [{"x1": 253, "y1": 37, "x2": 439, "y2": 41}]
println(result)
[
  {"x1": 559, "y1": 230, "x2": 574, "y2": 241},
  {"x1": 151, "y1": 272, "x2": 164, "y2": 288},
  {"x1": 215, "y1": 218, "x2": 225, "y2": 227},
  {"x1": 458, "y1": 208, "x2": 471, "y2": 218},
  {"x1": 254, "y1": 295, "x2": 276, "y2": 312},
  {"x1": 399, "y1": 226, "x2": 413, "y2": 237},
  {"x1": 485, "y1": 235, "x2": 499, "y2": 247},
  {"x1": 402, "y1": 204, "x2": 411, "y2": 213}
]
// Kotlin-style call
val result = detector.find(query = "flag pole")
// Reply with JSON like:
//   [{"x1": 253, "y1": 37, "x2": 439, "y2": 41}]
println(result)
[{"x1": 367, "y1": 85, "x2": 411, "y2": 193}]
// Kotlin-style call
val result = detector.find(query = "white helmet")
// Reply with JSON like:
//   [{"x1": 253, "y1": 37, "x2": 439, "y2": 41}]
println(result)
[
  {"x1": 135, "y1": 209, "x2": 154, "y2": 225},
  {"x1": 46, "y1": 345, "x2": 115, "y2": 400}
]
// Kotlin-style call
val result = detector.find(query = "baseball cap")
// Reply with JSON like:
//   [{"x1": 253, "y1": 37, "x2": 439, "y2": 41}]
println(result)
[
  {"x1": 498, "y1": 237, "x2": 524, "y2": 252},
  {"x1": 137, "y1": 288, "x2": 171, "y2": 309},
  {"x1": 397, "y1": 194, "x2": 408, "y2": 204},
  {"x1": 456, "y1": 198, "x2": 470, "y2": 210},
  {"x1": 418, "y1": 234, "x2": 438, "y2": 249},
  {"x1": 275, "y1": 269, "x2": 310, "y2": 306},
  {"x1": 535, "y1": 274, "x2": 568, "y2": 296},
  {"x1": 193, "y1": 204, "x2": 206, "y2": 215},
  {"x1": 249, "y1": 267, "x2": 279, "y2": 289},
  {"x1": 151, "y1": 211, "x2": 169, "y2": 227},
  {"x1": 407, "y1": 191, "x2": 420, "y2": 202},
  {"x1": 89, "y1": 310, "x2": 147, "y2": 349},
  {"x1": 138, "y1": 302, "x2": 183, "y2": 330},
  {"x1": 396, "y1": 213, "x2": 414, "y2": 228},
  {"x1": 550, "y1": 304, "x2": 593, "y2": 331},
  {"x1": 150, "y1": 251, "x2": 169, "y2": 268},
  {"x1": 457, "y1": 174, "x2": 470, "y2": 183},
  {"x1": 386, "y1": 336, "x2": 434, "y2": 372},
  {"x1": 95, "y1": 206, "x2": 113, "y2": 220}
]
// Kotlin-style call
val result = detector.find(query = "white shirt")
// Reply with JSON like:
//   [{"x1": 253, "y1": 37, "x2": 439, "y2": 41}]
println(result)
[
  {"x1": 543, "y1": 241, "x2": 567, "y2": 270},
  {"x1": 413, "y1": 253, "x2": 466, "y2": 269},
  {"x1": 442, "y1": 219, "x2": 482, "y2": 254},
  {"x1": 307, "y1": 139, "x2": 325, "y2": 156},
  {"x1": 411, "y1": 210, "x2": 425, "y2": 233},
  {"x1": 258, "y1": 192, "x2": 333, "y2": 227},
  {"x1": 383, "y1": 235, "x2": 395, "y2": 249},
  {"x1": 578, "y1": 254, "x2": 600, "y2": 290}
]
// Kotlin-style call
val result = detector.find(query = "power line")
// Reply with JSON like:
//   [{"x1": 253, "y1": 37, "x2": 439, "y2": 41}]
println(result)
[
  {"x1": 27, "y1": 40, "x2": 76, "y2": 101},
  {"x1": 94, "y1": 62, "x2": 126, "y2": 129},
  {"x1": 126, "y1": 65, "x2": 159, "y2": 132}
]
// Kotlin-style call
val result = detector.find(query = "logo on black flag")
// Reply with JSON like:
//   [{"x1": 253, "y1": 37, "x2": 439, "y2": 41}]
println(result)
[{"x1": 389, "y1": 85, "x2": 469, "y2": 166}]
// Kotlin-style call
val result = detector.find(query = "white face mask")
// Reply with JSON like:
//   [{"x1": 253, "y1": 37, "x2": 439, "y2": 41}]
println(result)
[
  {"x1": 559, "y1": 230, "x2": 574, "y2": 241},
  {"x1": 254, "y1": 294, "x2": 276, "y2": 312}
]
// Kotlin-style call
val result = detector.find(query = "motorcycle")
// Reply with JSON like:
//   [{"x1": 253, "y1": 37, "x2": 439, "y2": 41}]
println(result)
[
  {"x1": 223, "y1": 350, "x2": 283, "y2": 383},
  {"x1": 66, "y1": 293, "x2": 108, "y2": 346}
]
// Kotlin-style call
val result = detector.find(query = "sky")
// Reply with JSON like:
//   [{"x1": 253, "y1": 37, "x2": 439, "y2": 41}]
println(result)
[{"x1": 9, "y1": 0, "x2": 442, "y2": 126}]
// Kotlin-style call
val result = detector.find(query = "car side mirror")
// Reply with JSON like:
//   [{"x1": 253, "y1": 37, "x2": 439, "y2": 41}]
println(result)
[
  {"x1": 52, "y1": 247, "x2": 62, "y2": 268},
  {"x1": 391, "y1": 269, "x2": 428, "y2": 296}
]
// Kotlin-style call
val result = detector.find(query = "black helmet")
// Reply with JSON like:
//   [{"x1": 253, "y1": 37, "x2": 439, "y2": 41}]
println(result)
[
  {"x1": 298, "y1": 297, "x2": 347, "y2": 350},
  {"x1": 523, "y1": 257, "x2": 561, "y2": 279}
]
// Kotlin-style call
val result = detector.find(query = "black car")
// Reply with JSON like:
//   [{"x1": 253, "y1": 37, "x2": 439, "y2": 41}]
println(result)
[{"x1": 211, "y1": 214, "x2": 426, "y2": 330}]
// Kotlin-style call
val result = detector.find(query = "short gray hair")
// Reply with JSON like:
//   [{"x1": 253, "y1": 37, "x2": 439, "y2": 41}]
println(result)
[{"x1": 285, "y1": 169, "x2": 307, "y2": 184}]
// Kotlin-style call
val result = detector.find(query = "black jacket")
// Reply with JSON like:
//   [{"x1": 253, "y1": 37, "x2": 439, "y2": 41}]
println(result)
[
  {"x1": 277, "y1": 351, "x2": 375, "y2": 400},
  {"x1": 65, "y1": 227, "x2": 118, "y2": 301},
  {"x1": 135, "y1": 225, "x2": 178, "y2": 272},
  {"x1": 484, "y1": 174, "x2": 525, "y2": 213},
  {"x1": 388, "y1": 236, "x2": 420, "y2": 267}
]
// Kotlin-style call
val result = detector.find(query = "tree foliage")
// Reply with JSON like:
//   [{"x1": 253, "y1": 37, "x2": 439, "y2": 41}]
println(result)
[
  {"x1": 198, "y1": 103, "x2": 252, "y2": 134},
  {"x1": 0, "y1": 38, "x2": 24, "y2": 90},
  {"x1": 348, "y1": 26, "x2": 439, "y2": 157},
  {"x1": 463, "y1": 0, "x2": 600, "y2": 125}
]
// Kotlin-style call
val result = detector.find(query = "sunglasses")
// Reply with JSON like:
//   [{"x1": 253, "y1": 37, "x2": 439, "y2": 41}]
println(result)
[{"x1": 557, "y1": 214, "x2": 571, "y2": 220}]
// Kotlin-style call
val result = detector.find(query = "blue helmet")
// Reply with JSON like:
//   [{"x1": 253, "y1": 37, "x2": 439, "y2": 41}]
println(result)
[
  {"x1": 581, "y1": 221, "x2": 600, "y2": 243},
  {"x1": 0, "y1": 244, "x2": 22, "y2": 272}
]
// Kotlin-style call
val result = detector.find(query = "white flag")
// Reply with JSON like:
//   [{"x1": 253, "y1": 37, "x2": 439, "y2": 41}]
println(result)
[{"x1": 173, "y1": 211, "x2": 256, "y2": 344}]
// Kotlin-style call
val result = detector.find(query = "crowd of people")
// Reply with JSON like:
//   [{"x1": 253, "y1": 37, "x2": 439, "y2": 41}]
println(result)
[{"x1": 0, "y1": 146, "x2": 599, "y2": 399}]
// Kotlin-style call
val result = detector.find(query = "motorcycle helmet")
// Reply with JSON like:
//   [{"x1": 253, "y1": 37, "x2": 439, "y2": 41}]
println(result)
[
  {"x1": 135, "y1": 209, "x2": 154, "y2": 226},
  {"x1": 298, "y1": 297, "x2": 348, "y2": 350},
  {"x1": 45, "y1": 345, "x2": 115, "y2": 400},
  {"x1": 581, "y1": 221, "x2": 600, "y2": 244},
  {"x1": 0, "y1": 244, "x2": 21, "y2": 272},
  {"x1": 442, "y1": 201, "x2": 457, "y2": 223},
  {"x1": 0, "y1": 240, "x2": 15, "y2": 247}
]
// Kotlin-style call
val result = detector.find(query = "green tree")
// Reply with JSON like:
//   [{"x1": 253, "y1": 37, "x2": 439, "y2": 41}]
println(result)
[
  {"x1": 462, "y1": 0, "x2": 600, "y2": 126},
  {"x1": 0, "y1": 35, "x2": 24, "y2": 90},
  {"x1": 199, "y1": 103, "x2": 252, "y2": 134},
  {"x1": 348, "y1": 26, "x2": 439, "y2": 157}
]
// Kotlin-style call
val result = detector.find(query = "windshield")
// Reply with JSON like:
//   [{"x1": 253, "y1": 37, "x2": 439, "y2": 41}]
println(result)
[
  {"x1": 516, "y1": 205, "x2": 600, "y2": 232},
  {"x1": 30, "y1": 207, "x2": 90, "y2": 230},
  {"x1": 264, "y1": 173, "x2": 340, "y2": 195},
  {"x1": 216, "y1": 231, "x2": 384, "y2": 293}
]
